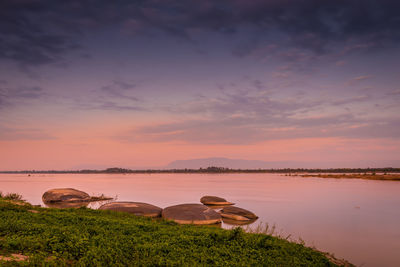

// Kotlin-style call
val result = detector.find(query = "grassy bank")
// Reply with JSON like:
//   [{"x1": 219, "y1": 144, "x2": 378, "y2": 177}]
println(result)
[
  {"x1": 297, "y1": 173, "x2": 400, "y2": 181},
  {"x1": 0, "y1": 197, "x2": 348, "y2": 266}
]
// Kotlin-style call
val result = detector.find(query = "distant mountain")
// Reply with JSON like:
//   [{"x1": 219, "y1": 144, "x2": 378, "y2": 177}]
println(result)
[{"x1": 165, "y1": 157, "x2": 400, "y2": 169}]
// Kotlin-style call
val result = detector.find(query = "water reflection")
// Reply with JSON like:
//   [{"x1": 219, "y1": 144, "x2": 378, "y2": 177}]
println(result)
[{"x1": 222, "y1": 218, "x2": 258, "y2": 226}]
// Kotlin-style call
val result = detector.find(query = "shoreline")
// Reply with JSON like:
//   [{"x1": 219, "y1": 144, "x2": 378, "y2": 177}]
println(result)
[
  {"x1": 0, "y1": 196, "x2": 352, "y2": 266},
  {"x1": 1, "y1": 166, "x2": 399, "y2": 174},
  {"x1": 2, "y1": 169, "x2": 400, "y2": 182},
  {"x1": 295, "y1": 173, "x2": 400, "y2": 181}
]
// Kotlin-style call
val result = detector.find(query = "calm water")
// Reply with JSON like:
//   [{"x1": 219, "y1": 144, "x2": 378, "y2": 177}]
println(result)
[{"x1": 1, "y1": 173, "x2": 399, "y2": 267}]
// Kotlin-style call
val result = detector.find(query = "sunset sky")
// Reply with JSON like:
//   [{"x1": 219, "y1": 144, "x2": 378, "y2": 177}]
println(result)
[{"x1": 1, "y1": 0, "x2": 400, "y2": 170}]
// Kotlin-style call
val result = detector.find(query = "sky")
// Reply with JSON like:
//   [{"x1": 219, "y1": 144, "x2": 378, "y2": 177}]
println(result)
[{"x1": 1, "y1": 0, "x2": 400, "y2": 170}]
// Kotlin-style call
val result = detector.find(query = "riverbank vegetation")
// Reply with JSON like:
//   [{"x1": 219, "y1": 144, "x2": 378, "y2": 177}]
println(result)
[
  {"x1": 0, "y1": 192, "x2": 23, "y2": 201},
  {"x1": 1, "y1": 166, "x2": 399, "y2": 174},
  {"x1": 298, "y1": 173, "x2": 400, "y2": 181},
  {"x1": 0, "y1": 196, "x2": 348, "y2": 266}
]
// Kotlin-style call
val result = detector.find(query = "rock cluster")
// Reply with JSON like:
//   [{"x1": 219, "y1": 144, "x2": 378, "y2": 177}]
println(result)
[{"x1": 41, "y1": 189, "x2": 258, "y2": 226}]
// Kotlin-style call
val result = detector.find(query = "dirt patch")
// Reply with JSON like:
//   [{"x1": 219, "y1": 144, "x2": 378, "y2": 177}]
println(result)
[
  {"x1": 28, "y1": 209, "x2": 39, "y2": 213},
  {"x1": 0, "y1": 253, "x2": 29, "y2": 262},
  {"x1": 5, "y1": 200, "x2": 28, "y2": 206}
]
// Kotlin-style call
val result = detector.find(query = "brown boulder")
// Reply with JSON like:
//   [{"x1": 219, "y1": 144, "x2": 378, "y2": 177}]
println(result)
[
  {"x1": 99, "y1": 202, "x2": 162, "y2": 218},
  {"x1": 162, "y1": 204, "x2": 221, "y2": 225},
  {"x1": 42, "y1": 188, "x2": 90, "y2": 203},
  {"x1": 220, "y1": 206, "x2": 258, "y2": 221},
  {"x1": 200, "y1": 196, "x2": 234, "y2": 206},
  {"x1": 44, "y1": 202, "x2": 89, "y2": 209}
]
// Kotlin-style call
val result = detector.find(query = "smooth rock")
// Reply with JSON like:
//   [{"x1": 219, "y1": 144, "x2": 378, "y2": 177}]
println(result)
[
  {"x1": 200, "y1": 196, "x2": 234, "y2": 206},
  {"x1": 162, "y1": 204, "x2": 221, "y2": 225},
  {"x1": 99, "y1": 202, "x2": 162, "y2": 218},
  {"x1": 44, "y1": 202, "x2": 89, "y2": 209},
  {"x1": 219, "y1": 206, "x2": 258, "y2": 221},
  {"x1": 42, "y1": 188, "x2": 90, "y2": 203}
]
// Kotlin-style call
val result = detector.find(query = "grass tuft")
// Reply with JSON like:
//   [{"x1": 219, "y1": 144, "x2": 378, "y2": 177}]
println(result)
[{"x1": 0, "y1": 192, "x2": 23, "y2": 201}]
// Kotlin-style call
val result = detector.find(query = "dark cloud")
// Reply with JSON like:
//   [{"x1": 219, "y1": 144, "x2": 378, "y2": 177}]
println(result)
[
  {"x1": 330, "y1": 95, "x2": 371, "y2": 106},
  {"x1": 75, "y1": 99, "x2": 145, "y2": 112},
  {"x1": 9, "y1": 86, "x2": 44, "y2": 99},
  {"x1": 1, "y1": 0, "x2": 399, "y2": 68},
  {"x1": 387, "y1": 90, "x2": 400, "y2": 96},
  {"x1": 71, "y1": 79, "x2": 142, "y2": 111},
  {"x1": 99, "y1": 80, "x2": 138, "y2": 101},
  {"x1": 235, "y1": 0, "x2": 400, "y2": 50},
  {"x1": 58, "y1": 79, "x2": 144, "y2": 112},
  {"x1": 0, "y1": 0, "x2": 96, "y2": 67},
  {"x1": 0, "y1": 94, "x2": 7, "y2": 109},
  {"x1": 0, "y1": 85, "x2": 45, "y2": 109},
  {"x1": 93, "y1": 101, "x2": 144, "y2": 112}
]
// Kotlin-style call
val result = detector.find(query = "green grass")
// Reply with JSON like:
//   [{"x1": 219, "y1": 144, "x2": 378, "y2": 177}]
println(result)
[{"x1": 0, "y1": 198, "x2": 344, "y2": 266}]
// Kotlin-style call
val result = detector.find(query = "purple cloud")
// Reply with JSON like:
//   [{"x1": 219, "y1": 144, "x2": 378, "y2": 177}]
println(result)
[{"x1": 0, "y1": 126, "x2": 55, "y2": 141}]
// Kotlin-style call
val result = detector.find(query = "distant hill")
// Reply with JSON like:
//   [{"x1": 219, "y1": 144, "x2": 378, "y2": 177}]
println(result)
[{"x1": 165, "y1": 157, "x2": 400, "y2": 169}]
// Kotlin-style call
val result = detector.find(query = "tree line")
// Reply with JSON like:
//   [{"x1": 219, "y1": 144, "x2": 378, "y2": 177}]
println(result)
[{"x1": 1, "y1": 166, "x2": 399, "y2": 174}]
